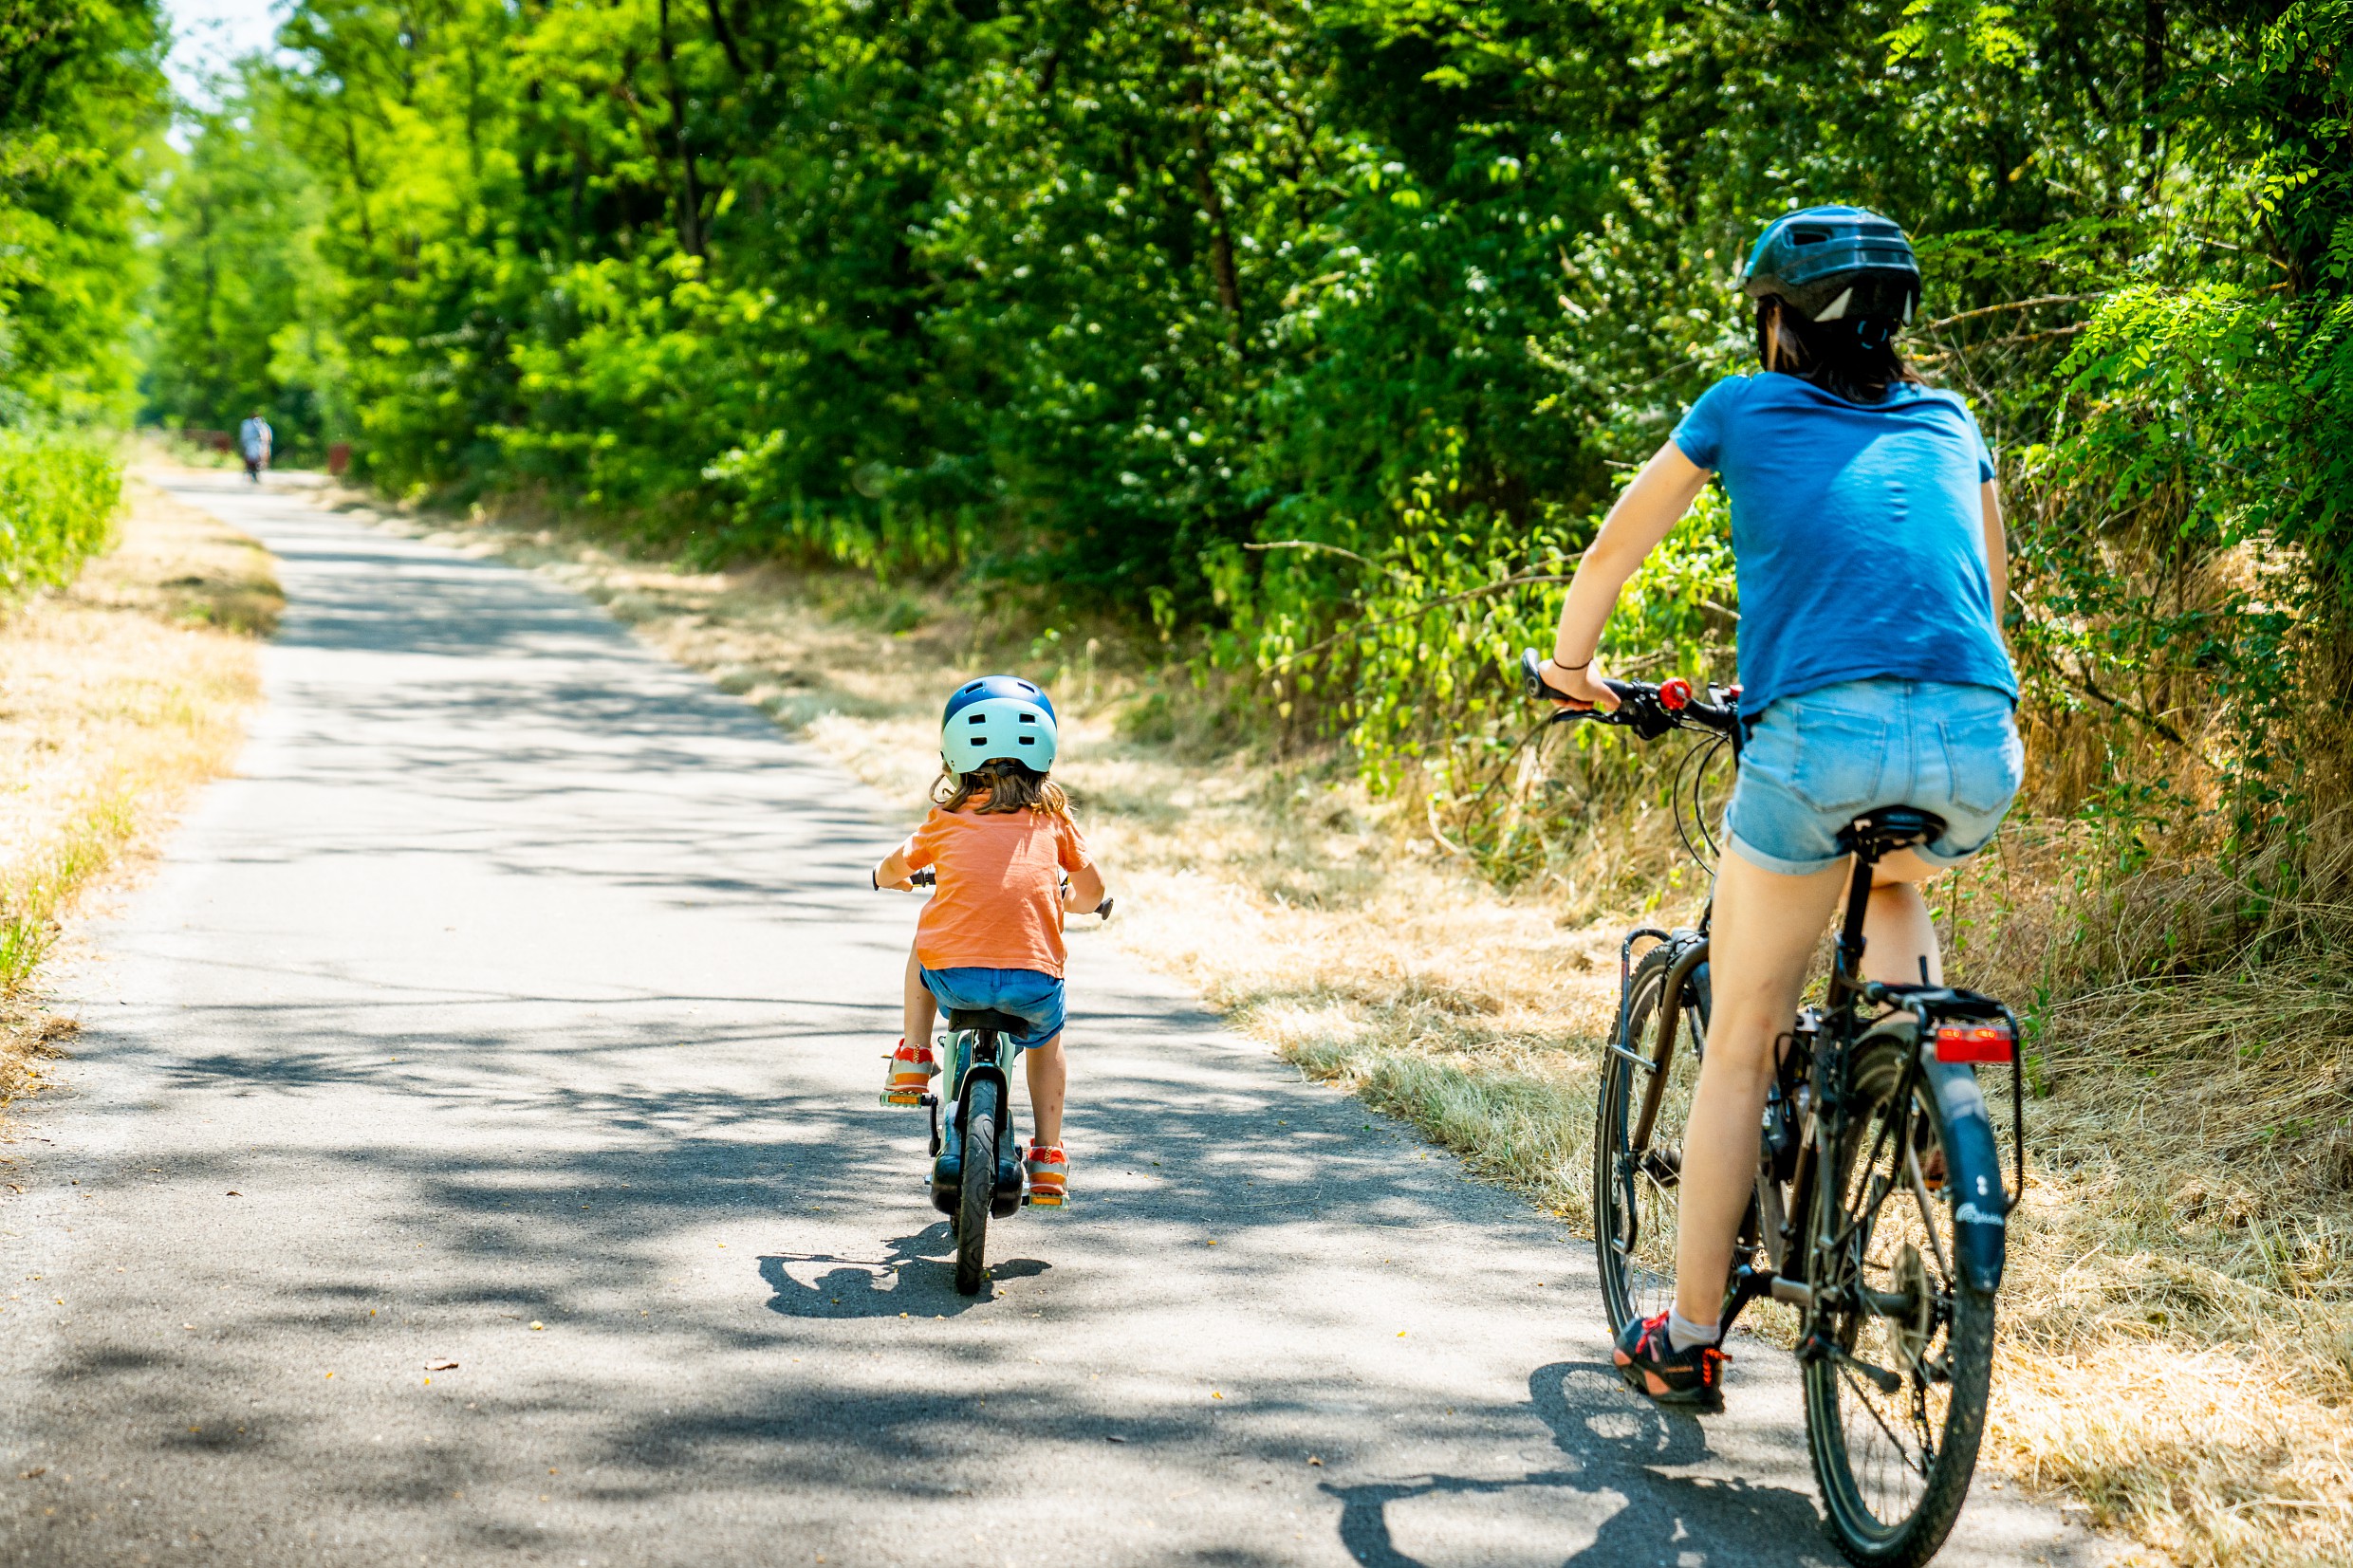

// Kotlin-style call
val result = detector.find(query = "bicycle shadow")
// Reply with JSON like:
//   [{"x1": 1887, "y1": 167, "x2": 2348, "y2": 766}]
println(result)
[
  {"x1": 1326, "y1": 1360, "x2": 1833, "y2": 1567},
  {"x1": 759, "y1": 1226, "x2": 1052, "y2": 1318}
]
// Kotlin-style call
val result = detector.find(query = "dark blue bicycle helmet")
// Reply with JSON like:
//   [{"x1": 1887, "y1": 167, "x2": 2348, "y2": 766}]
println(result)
[
  {"x1": 940, "y1": 675, "x2": 1058, "y2": 775},
  {"x1": 1741, "y1": 205, "x2": 1920, "y2": 351}
]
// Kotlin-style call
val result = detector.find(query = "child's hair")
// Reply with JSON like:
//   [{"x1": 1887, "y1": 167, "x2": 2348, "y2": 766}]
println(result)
[
  {"x1": 933, "y1": 760, "x2": 1074, "y2": 818},
  {"x1": 1756, "y1": 295, "x2": 1925, "y2": 404}
]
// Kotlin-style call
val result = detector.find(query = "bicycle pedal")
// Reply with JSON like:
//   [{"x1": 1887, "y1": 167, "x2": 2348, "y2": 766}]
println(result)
[
  {"x1": 1023, "y1": 1191, "x2": 1066, "y2": 1209},
  {"x1": 880, "y1": 1089, "x2": 924, "y2": 1108}
]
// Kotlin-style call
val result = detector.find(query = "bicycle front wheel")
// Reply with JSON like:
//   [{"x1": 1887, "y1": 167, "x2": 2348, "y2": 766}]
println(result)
[
  {"x1": 1803, "y1": 1032, "x2": 1995, "y2": 1568},
  {"x1": 1592, "y1": 943, "x2": 1703, "y2": 1333},
  {"x1": 954, "y1": 1079, "x2": 1000, "y2": 1297}
]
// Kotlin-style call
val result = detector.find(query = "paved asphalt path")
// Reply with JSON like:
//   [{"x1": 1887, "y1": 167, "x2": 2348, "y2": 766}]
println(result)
[{"x1": 0, "y1": 473, "x2": 2110, "y2": 1567}]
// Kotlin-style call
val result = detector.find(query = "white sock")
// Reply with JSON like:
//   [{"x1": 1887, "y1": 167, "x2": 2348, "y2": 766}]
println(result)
[{"x1": 1666, "y1": 1310, "x2": 1721, "y2": 1354}]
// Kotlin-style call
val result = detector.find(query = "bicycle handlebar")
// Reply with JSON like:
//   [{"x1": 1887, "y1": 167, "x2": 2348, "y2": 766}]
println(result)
[
  {"x1": 890, "y1": 865, "x2": 1111, "y2": 918},
  {"x1": 1516, "y1": 650, "x2": 1739, "y2": 741}
]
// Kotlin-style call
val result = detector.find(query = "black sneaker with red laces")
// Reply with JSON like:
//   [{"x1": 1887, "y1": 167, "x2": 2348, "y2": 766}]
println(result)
[{"x1": 1612, "y1": 1311, "x2": 1727, "y2": 1412}]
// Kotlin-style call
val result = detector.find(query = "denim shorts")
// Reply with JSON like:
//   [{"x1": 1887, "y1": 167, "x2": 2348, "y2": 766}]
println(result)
[
  {"x1": 919, "y1": 966, "x2": 1065, "y2": 1051},
  {"x1": 1726, "y1": 679, "x2": 2024, "y2": 876}
]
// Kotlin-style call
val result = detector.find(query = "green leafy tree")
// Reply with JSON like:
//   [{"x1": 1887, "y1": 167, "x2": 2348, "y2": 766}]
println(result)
[
  {"x1": 146, "y1": 66, "x2": 349, "y2": 459},
  {"x1": 0, "y1": 0, "x2": 169, "y2": 422}
]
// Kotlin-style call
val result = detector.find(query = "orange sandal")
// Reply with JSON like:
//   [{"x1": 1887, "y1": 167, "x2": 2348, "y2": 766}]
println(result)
[
  {"x1": 1024, "y1": 1140, "x2": 1067, "y2": 1208},
  {"x1": 880, "y1": 1038, "x2": 937, "y2": 1107}
]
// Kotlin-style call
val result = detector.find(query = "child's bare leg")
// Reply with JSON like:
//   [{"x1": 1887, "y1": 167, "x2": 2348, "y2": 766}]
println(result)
[
  {"x1": 1024, "y1": 1034, "x2": 1065, "y2": 1147},
  {"x1": 901, "y1": 945, "x2": 936, "y2": 1047}
]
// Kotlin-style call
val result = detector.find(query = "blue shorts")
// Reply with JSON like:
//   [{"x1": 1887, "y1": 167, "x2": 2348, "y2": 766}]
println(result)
[
  {"x1": 1726, "y1": 679, "x2": 2024, "y2": 876},
  {"x1": 919, "y1": 967, "x2": 1065, "y2": 1051}
]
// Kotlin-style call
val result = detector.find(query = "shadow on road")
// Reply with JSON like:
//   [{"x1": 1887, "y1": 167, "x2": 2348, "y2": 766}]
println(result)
[
  {"x1": 1330, "y1": 1360, "x2": 1832, "y2": 1567},
  {"x1": 758, "y1": 1232, "x2": 1055, "y2": 1318}
]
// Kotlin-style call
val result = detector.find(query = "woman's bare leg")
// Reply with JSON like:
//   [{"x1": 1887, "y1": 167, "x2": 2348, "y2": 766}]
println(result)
[
  {"x1": 901, "y1": 945, "x2": 936, "y2": 1047},
  {"x1": 1672, "y1": 850, "x2": 1847, "y2": 1330},
  {"x1": 1024, "y1": 1035, "x2": 1065, "y2": 1148},
  {"x1": 1672, "y1": 847, "x2": 1951, "y2": 1331},
  {"x1": 1862, "y1": 848, "x2": 1942, "y2": 986}
]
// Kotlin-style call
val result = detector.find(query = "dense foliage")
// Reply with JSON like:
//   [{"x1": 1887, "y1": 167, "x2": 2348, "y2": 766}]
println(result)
[
  {"x1": 143, "y1": 66, "x2": 348, "y2": 463},
  {"x1": 0, "y1": 428, "x2": 122, "y2": 595},
  {"x1": 148, "y1": 0, "x2": 2352, "y2": 849},
  {"x1": 0, "y1": 0, "x2": 169, "y2": 422}
]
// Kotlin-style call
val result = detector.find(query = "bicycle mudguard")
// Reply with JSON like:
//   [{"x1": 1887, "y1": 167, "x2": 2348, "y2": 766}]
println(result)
[{"x1": 1920, "y1": 1051, "x2": 2008, "y2": 1294}]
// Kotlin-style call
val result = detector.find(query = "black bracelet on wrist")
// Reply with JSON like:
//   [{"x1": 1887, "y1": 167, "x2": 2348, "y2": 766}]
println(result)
[{"x1": 1554, "y1": 655, "x2": 1593, "y2": 672}]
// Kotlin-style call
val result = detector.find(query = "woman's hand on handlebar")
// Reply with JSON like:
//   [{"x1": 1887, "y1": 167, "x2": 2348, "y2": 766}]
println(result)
[{"x1": 1536, "y1": 655, "x2": 1620, "y2": 713}]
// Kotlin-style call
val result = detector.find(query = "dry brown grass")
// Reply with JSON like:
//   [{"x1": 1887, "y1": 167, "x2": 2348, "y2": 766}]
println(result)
[
  {"x1": 400, "y1": 499, "x2": 2350, "y2": 1566},
  {"x1": 0, "y1": 470, "x2": 280, "y2": 1101}
]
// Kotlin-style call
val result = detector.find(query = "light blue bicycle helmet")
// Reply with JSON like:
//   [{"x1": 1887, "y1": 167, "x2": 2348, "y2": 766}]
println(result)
[{"x1": 940, "y1": 675, "x2": 1058, "y2": 776}]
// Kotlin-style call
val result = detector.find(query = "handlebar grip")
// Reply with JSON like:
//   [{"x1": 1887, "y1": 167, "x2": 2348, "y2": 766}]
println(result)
[
  {"x1": 909, "y1": 870, "x2": 936, "y2": 888},
  {"x1": 1520, "y1": 649, "x2": 1639, "y2": 721},
  {"x1": 1096, "y1": 897, "x2": 1115, "y2": 920},
  {"x1": 1518, "y1": 649, "x2": 1567, "y2": 702}
]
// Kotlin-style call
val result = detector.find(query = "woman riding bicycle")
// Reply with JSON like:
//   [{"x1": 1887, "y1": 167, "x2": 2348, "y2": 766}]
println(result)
[{"x1": 1533, "y1": 206, "x2": 2024, "y2": 1408}]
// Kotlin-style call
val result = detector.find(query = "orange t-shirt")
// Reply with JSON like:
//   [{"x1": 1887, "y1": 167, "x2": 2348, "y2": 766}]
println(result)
[{"x1": 899, "y1": 805, "x2": 1093, "y2": 979}]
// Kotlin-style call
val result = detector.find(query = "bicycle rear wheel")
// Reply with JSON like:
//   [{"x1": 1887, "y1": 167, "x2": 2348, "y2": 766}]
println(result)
[
  {"x1": 1803, "y1": 1032, "x2": 1994, "y2": 1568},
  {"x1": 954, "y1": 1078, "x2": 1000, "y2": 1296},
  {"x1": 1593, "y1": 944, "x2": 1704, "y2": 1333}
]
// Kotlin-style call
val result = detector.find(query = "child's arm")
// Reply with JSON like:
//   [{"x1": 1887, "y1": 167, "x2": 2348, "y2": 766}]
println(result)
[
  {"x1": 872, "y1": 846, "x2": 918, "y2": 892},
  {"x1": 1061, "y1": 862, "x2": 1106, "y2": 913}
]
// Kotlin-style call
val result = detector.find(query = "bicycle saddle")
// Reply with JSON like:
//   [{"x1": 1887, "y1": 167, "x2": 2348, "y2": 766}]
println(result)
[
  {"x1": 949, "y1": 1008, "x2": 1030, "y2": 1036},
  {"x1": 1838, "y1": 806, "x2": 1948, "y2": 859}
]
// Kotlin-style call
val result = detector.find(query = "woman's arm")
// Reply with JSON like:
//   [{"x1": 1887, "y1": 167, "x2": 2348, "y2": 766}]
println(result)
[
  {"x1": 1980, "y1": 481, "x2": 2008, "y2": 641},
  {"x1": 1537, "y1": 441, "x2": 1712, "y2": 708}
]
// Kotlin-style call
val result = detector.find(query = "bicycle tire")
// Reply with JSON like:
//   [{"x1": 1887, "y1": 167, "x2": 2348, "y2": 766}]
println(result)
[
  {"x1": 1593, "y1": 944, "x2": 1702, "y2": 1333},
  {"x1": 1803, "y1": 1031, "x2": 1994, "y2": 1568},
  {"x1": 954, "y1": 1078, "x2": 999, "y2": 1297}
]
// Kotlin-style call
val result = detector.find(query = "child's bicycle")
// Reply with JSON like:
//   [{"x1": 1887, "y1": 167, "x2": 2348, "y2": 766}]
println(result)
[
  {"x1": 1516, "y1": 651, "x2": 2027, "y2": 1568},
  {"x1": 902, "y1": 870, "x2": 1110, "y2": 1296}
]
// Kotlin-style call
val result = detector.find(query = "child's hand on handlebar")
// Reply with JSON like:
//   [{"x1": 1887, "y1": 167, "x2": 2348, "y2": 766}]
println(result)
[
  {"x1": 1536, "y1": 655, "x2": 1620, "y2": 712},
  {"x1": 871, "y1": 850, "x2": 918, "y2": 893}
]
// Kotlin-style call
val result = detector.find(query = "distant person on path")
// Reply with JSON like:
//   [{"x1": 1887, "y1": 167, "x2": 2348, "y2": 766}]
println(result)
[
  {"x1": 237, "y1": 412, "x2": 272, "y2": 483},
  {"x1": 870, "y1": 676, "x2": 1108, "y2": 1208}
]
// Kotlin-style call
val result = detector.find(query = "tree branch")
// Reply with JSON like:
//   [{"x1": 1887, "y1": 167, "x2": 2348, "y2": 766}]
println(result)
[
  {"x1": 1266, "y1": 570, "x2": 1574, "y2": 671},
  {"x1": 1918, "y1": 292, "x2": 2109, "y2": 331}
]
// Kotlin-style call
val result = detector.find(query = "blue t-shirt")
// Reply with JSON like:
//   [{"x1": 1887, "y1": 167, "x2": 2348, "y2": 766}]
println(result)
[{"x1": 1671, "y1": 373, "x2": 2015, "y2": 720}]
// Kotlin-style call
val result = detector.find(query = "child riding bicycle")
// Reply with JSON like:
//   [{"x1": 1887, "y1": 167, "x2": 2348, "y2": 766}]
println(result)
[
  {"x1": 1532, "y1": 206, "x2": 2024, "y2": 1409},
  {"x1": 870, "y1": 675, "x2": 1106, "y2": 1208}
]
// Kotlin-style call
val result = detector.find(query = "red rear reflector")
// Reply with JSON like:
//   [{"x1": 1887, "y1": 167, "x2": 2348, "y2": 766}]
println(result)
[
  {"x1": 1935, "y1": 1024, "x2": 2013, "y2": 1063},
  {"x1": 1659, "y1": 677, "x2": 1692, "y2": 710}
]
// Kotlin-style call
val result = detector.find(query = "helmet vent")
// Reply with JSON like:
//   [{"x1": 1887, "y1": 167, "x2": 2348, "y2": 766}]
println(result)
[{"x1": 1792, "y1": 229, "x2": 1829, "y2": 246}]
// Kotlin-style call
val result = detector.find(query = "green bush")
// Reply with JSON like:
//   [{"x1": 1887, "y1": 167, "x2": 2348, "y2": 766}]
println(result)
[{"x1": 0, "y1": 430, "x2": 122, "y2": 599}]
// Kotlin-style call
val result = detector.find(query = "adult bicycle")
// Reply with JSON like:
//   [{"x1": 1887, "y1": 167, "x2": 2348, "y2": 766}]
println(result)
[{"x1": 1516, "y1": 651, "x2": 2026, "y2": 1568}]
